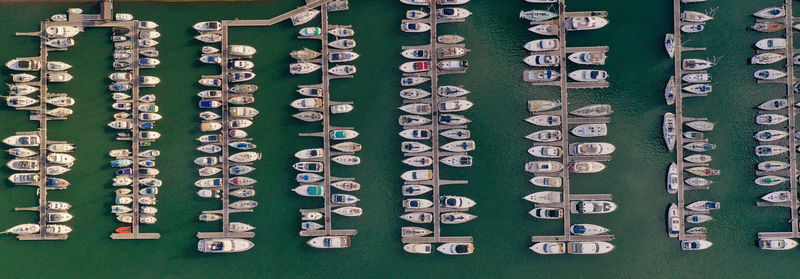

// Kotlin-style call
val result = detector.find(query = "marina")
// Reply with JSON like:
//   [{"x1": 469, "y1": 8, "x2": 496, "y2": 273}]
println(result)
[
  {"x1": 523, "y1": 0, "x2": 616, "y2": 254},
  {"x1": 663, "y1": 0, "x2": 716, "y2": 249},
  {"x1": 398, "y1": 0, "x2": 475, "y2": 254},
  {"x1": 753, "y1": 0, "x2": 800, "y2": 246}
]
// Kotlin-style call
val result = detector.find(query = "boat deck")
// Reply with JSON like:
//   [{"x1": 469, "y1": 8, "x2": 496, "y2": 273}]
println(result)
[
  {"x1": 757, "y1": 0, "x2": 800, "y2": 241},
  {"x1": 525, "y1": 0, "x2": 615, "y2": 248}
]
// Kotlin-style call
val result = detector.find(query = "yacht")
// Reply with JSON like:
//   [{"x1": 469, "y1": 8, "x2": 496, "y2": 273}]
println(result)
[
  {"x1": 439, "y1": 114, "x2": 471, "y2": 125},
  {"x1": 572, "y1": 200, "x2": 617, "y2": 214},
  {"x1": 754, "y1": 69, "x2": 787, "y2": 80},
  {"x1": 756, "y1": 145, "x2": 789, "y2": 156},
  {"x1": 762, "y1": 191, "x2": 791, "y2": 202},
  {"x1": 401, "y1": 22, "x2": 431, "y2": 33},
  {"x1": 685, "y1": 120, "x2": 714, "y2": 131},
  {"x1": 756, "y1": 114, "x2": 789, "y2": 125},
  {"x1": 400, "y1": 61, "x2": 431, "y2": 73},
  {"x1": 441, "y1": 212, "x2": 477, "y2": 224},
  {"x1": 682, "y1": 73, "x2": 711, "y2": 83},
  {"x1": 332, "y1": 155, "x2": 360, "y2": 165},
  {"x1": 751, "y1": 22, "x2": 784, "y2": 33},
  {"x1": 401, "y1": 76, "x2": 430, "y2": 86},
  {"x1": 570, "y1": 104, "x2": 612, "y2": 117},
  {"x1": 438, "y1": 46, "x2": 469, "y2": 59},
  {"x1": 399, "y1": 103, "x2": 432, "y2": 115},
  {"x1": 195, "y1": 33, "x2": 222, "y2": 43},
  {"x1": 758, "y1": 98, "x2": 789, "y2": 110},
  {"x1": 197, "y1": 238, "x2": 255, "y2": 253},
  {"x1": 570, "y1": 124, "x2": 607, "y2": 137},
  {"x1": 523, "y1": 191, "x2": 561, "y2": 204},
  {"x1": 328, "y1": 27, "x2": 354, "y2": 37},
  {"x1": 45, "y1": 26, "x2": 82, "y2": 38},
  {"x1": 436, "y1": 8, "x2": 472, "y2": 20},
  {"x1": 755, "y1": 38, "x2": 786, "y2": 50},
  {"x1": 525, "y1": 129, "x2": 561, "y2": 142},
  {"x1": 328, "y1": 51, "x2": 359, "y2": 63},
  {"x1": 228, "y1": 71, "x2": 255, "y2": 82},
  {"x1": 399, "y1": 129, "x2": 431, "y2": 140},
  {"x1": 754, "y1": 130, "x2": 789, "y2": 142},
  {"x1": 401, "y1": 48, "x2": 431, "y2": 60},
  {"x1": 681, "y1": 11, "x2": 713, "y2": 22},
  {"x1": 529, "y1": 207, "x2": 563, "y2": 219},
  {"x1": 681, "y1": 240, "x2": 712, "y2": 251},
  {"x1": 753, "y1": 7, "x2": 785, "y2": 19},
  {"x1": 568, "y1": 242, "x2": 615, "y2": 255},
  {"x1": 686, "y1": 166, "x2": 720, "y2": 176},
  {"x1": 519, "y1": 10, "x2": 557, "y2": 21},
  {"x1": 328, "y1": 65, "x2": 356, "y2": 75},
  {"x1": 667, "y1": 203, "x2": 680, "y2": 237},
  {"x1": 6, "y1": 96, "x2": 37, "y2": 108},
  {"x1": 401, "y1": 169, "x2": 433, "y2": 181},
  {"x1": 402, "y1": 156, "x2": 432, "y2": 167},
  {"x1": 686, "y1": 214, "x2": 713, "y2": 224},
  {"x1": 525, "y1": 161, "x2": 563, "y2": 173},
  {"x1": 524, "y1": 39, "x2": 559, "y2": 52},
  {"x1": 530, "y1": 176, "x2": 562, "y2": 187},
  {"x1": 751, "y1": 53, "x2": 785, "y2": 65},
  {"x1": 565, "y1": 16, "x2": 609, "y2": 31},
  {"x1": 438, "y1": 86, "x2": 470, "y2": 97},
  {"x1": 7, "y1": 159, "x2": 38, "y2": 171},
  {"x1": 685, "y1": 201, "x2": 720, "y2": 211},
  {"x1": 6, "y1": 58, "x2": 41, "y2": 71},
  {"x1": 329, "y1": 38, "x2": 356, "y2": 49},
  {"x1": 438, "y1": 100, "x2": 473, "y2": 112},
  {"x1": 524, "y1": 55, "x2": 559, "y2": 67},
  {"x1": 665, "y1": 33, "x2": 675, "y2": 58},
  {"x1": 755, "y1": 175, "x2": 787, "y2": 186},
  {"x1": 402, "y1": 185, "x2": 432, "y2": 196},
  {"x1": 3, "y1": 135, "x2": 40, "y2": 147},
  {"x1": 406, "y1": 10, "x2": 428, "y2": 19},
  {"x1": 570, "y1": 161, "x2": 606, "y2": 173},
  {"x1": 568, "y1": 70, "x2": 608, "y2": 81},
  {"x1": 663, "y1": 113, "x2": 677, "y2": 151},
  {"x1": 193, "y1": 21, "x2": 222, "y2": 31},
  {"x1": 569, "y1": 142, "x2": 615, "y2": 156},
  {"x1": 400, "y1": 212, "x2": 433, "y2": 223},
  {"x1": 46, "y1": 95, "x2": 75, "y2": 106},
  {"x1": 758, "y1": 161, "x2": 789, "y2": 171},
  {"x1": 403, "y1": 199, "x2": 433, "y2": 209},
  {"x1": 523, "y1": 70, "x2": 560, "y2": 82},
  {"x1": 331, "y1": 181, "x2": 360, "y2": 191},
  {"x1": 530, "y1": 242, "x2": 565, "y2": 255},
  {"x1": 526, "y1": 115, "x2": 561, "y2": 126},
  {"x1": 528, "y1": 146, "x2": 562, "y2": 158},
  {"x1": 681, "y1": 23, "x2": 704, "y2": 33},
  {"x1": 8, "y1": 147, "x2": 37, "y2": 157},
  {"x1": 682, "y1": 58, "x2": 714, "y2": 71},
  {"x1": 400, "y1": 88, "x2": 431, "y2": 100},
  {"x1": 684, "y1": 154, "x2": 712, "y2": 164},
  {"x1": 402, "y1": 141, "x2": 431, "y2": 153},
  {"x1": 570, "y1": 224, "x2": 610, "y2": 236},
  {"x1": 440, "y1": 155, "x2": 472, "y2": 167},
  {"x1": 437, "y1": 243, "x2": 474, "y2": 255},
  {"x1": 291, "y1": 9, "x2": 319, "y2": 26},
  {"x1": 568, "y1": 51, "x2": 606, "y2": 65},
  {"x1": 759, "y1": 239, "x2": 798, "y2": 250},
  {"x1": 528, "y1": 23, "x2": 559, "y2": 36},
  {"x1": 9, "y1": 84, "x2": 39, "y2": 96},
  {"x1": 46, "y1": 38, "x2": 74, "y2": 48}
]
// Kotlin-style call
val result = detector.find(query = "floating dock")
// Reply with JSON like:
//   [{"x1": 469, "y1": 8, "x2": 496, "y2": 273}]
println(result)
[
  {"x1": 398, "y1": 0, "x2": 473, "y2": 247},
  {"x1": 296, "y1": 2, "x2": 359, "y2": 240},
  {"x1": 670, "y1": 0, "x2": 712, "y2": 244},
  {"x1": 757, "y1": 0, "x2": 799, "y2": 241},
  {"x1": 525, "y1": 0, "x2": 616, "y2": 249}
]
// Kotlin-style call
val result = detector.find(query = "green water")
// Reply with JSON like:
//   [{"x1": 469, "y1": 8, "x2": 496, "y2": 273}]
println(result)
[{"x1": 1, "y1": 0, "x2": 800, "y2": 278}]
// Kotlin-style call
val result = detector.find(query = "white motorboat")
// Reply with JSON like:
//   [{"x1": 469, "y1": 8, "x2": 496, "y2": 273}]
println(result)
[
  {"x1": 523, "y1": 191, "x2": 561, "y2": 204},
  {"x1": 567, "y1": 242, "x2": 615, "y2": 254},
  {"x1": 524, "y1": 39, "x2": 559, "y2": 52},
  {"x1": 523, "y1": 70, "x2": 560, "y2": 83},
  {"x1": 685, "y1": 200, "x2": 720, "y2": 211},
  {"x1": 681, "y1": 240, "x2": 713, "y2": 251},
  {"x1": 328, "y1": 65, "x2": 356, "y2": 75},
  {"x1": 526, "y1": 115, "x2": 561, "y2": 126},
  {"x1": 663, "y1": 112, "x2": 676, "y2": 151},
  {"x1": 45, "y1": 38, "x2": 74, "y2": 48},
  {"x1": 406, "y1": 10, "x2": 428, "y2": 19},
  {"x1": 525, "y1": 161, "x2": 563, "y2": 173},
  {"x1": 6, "y1": 58, "x2": 41, "y2": 71},
  {"x1": 568, "y1": 52, "x2": 606, "y2": 65},
  {"x1": 438, "y1": 100, "x2": 472, "y2": 112},
  {"x1": 572, "y1": 200, "x2": 617, "y2": 214},
  {"x1": 402, "y1": 156, "x2": 432, "y2": 167},
  {"x1": 437, "y1": 243, "x2": 474, "y2": 255},
  {"x1": 756, "y1": 38, "x2": 786, "y2": 50},
  {"x1": 3, "y1": 135, "x2": 40, "y2": 147},
  {"x1": 569, "y1": 161, "x2": 606, "y2": 173},
  {"x1": 530, "y1": 242, "x2": 565, "y2": 255},
  {"x1": 332, "y1": 155, "x2": 360, "y2": 165},
  {"x1": 530, "y1": 176, "x2": 562, "y2": 187},
  {"x1": 681, "y1": 23, "x2": 705, "y2": 33},
  {"x1": 328, "y1": 51, "x2": 359, "y2": 63},
  {"x1": 329, "y1": 38, "x2": 356, "y2": 49},
  {"x1": 197, "y1": 238, "x2": 255, "y2": 253},
  {"x1": 686, "y1": 214, "x2": 712, "y2": 224},
  {"x1": 402, "y1": 185, "x2": 432, "y2": 196},
  {"x1": 401, "y1": 22, "x2": 431, "y2": 33},
  {"x1": 403, "y1": 199, "x2": 433, "y2": 209},
  {"x1": 525, "y1": 130, "x2": 561, "y2": 142},
  {"x1": 667, "y1": 203, "x2": 680, "y2": 237},
  {"x1": 291, "y1": 9, "x2": 319, "y2": 26},
  {"x1": 682, "y1": 73, "x2": 711, "y2": 83},
  {"x1": 229, "y1": 45, "x2": 257, "y2": 56},
  {"x1": 528, "y1": 146, "x2": 562, "y2": 158},
  {"x1": 667, "y1": 163, "x2": 679, "y2": 194},
  {"x1": 306, "y1": 236, "x2": 351, "y2": 249},
  {"x1": 404, "y1": 244, "x2": 432, "y2": 254},
  {"x1": 436, "y1": 8, "x2": 471, "y2": 20},
  {"x1": 565, "y1": 16, "x2": 609, "y2": 31},
  {"x1": 568, "y1": 70, "x2": 608, "y2": 82},
  {"x1": 570, "y1": 124, "x2": 607, "y2": 137},
  {"x1": 328, "y1": 27, "x2": 354, "y2": 37},
  {"x1": 193, "y1": 21, "x2": 222, "y2": 31},
  {"x1": 681, "y1": 11, "x2": 713, "y2": 22},
  {"x1": 569, "y1": 142, "x2": 616, "y2": 156},
  {"x1": 440, "y1": 212, "x2": 477, "y2": 224},
  {"x1": 401, "y1": 169, "x2": 433, "y2": 181},
  {"x1": 759, "y1": 238, "x2": 798, "y2": 250},
  {"x1": 45, "y1": 26, "x2": 82, "y2": 38},
  {"x1": 524, "y1": 54, "x2": 560, "y2": 67},
  {"x1": 530, "y1": 207, "x2": 563, "y2": 219}
]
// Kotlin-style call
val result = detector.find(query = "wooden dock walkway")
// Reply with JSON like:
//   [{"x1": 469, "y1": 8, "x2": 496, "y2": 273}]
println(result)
[
  {"x1": 758, "y1": 0, "x2": 800, "y2": 241},
  {"x1": 110, "y1": 21, "x2": 160, "y2": 240},
  {"x1": 295, "y1": 3, "x2": 358, "y2": 240},
  {"x1": 525, "y1": 0, "x2": 615, "y2": 248},
  {"x1": 398, "y1": 0, "x2": 474, "y2": 247}
]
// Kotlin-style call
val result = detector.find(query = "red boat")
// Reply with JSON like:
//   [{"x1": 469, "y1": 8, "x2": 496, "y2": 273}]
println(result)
[{"x1": 115, "y1": 226, "x2": 132, "y2": 233}]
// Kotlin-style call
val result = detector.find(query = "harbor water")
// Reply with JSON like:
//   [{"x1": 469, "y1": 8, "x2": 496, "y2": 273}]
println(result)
[{"x1": 0, "y1": 0, "x2": 799, "y2": 278}]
